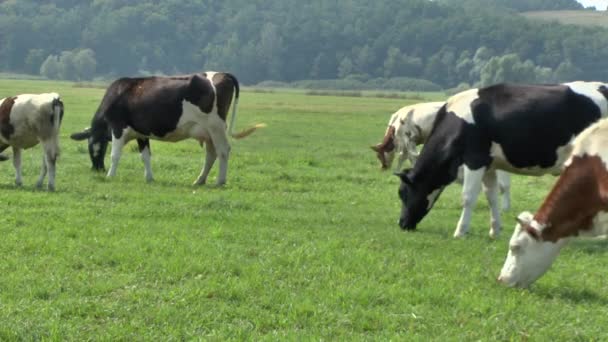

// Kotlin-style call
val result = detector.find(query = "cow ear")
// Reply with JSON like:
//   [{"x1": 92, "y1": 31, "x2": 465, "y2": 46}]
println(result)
[
  {"x1": 404, "y1": 109, "x2": 414, "y2": 124},
  {"x1": 70, "y1": 127, "x2": 92, "y2": 141},
  {"x1": 394, "y1": 168, "x2": 413, "y2": 185},
  {"x1": 516, "y1": 211, "x2": 533, "y2": 226},
  {"x1": 370, "y1": 144, "x2": 382, "y2": 152}
]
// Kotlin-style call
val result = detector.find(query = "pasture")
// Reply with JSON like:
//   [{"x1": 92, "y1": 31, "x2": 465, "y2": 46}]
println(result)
[
  {"x1": 522, "y1": 10, "x2": 608, "y2": 28},
  {"x1": 0, "y1": 79, "x2": 607, "y2": 340}
]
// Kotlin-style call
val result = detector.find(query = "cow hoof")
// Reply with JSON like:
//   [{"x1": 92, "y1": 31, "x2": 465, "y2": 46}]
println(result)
[
  {"x1": 35, "y1": 182, "x2": 43, "y2": 189},
  {"x1": 15, "y1": 181, "x2": 22, "y2": 187},
  {"x1": 48, "y1": 185, "x2": 55, "y2": 192},
  {"x1": 145, "y1": 177, "x2": 154, "y2": 183},
  {"x1": 453, "y1": 231, "x2": 468, "y2": 238},
  {"x1": 192, "y1": 180, "x2": 206, "y2": 186},
  {"x1": 489, "y1": 230, "x2": 500, "y2": 240}
]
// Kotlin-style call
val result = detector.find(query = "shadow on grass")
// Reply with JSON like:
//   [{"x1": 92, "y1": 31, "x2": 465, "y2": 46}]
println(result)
[
  {"x1": 569, "y1": 238, "x2": 608, "y2": 255},
  {"x1": 533, "y1": 286, "x2": 608, "y2": 305}
]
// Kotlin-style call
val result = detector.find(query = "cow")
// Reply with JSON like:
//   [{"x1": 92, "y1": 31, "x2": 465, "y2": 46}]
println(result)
[
  {"x1": 70, "y1": 72, "x2": 264, "y2": 185},
  {"x1": 372, "y1": 101, "x2": 511, "y2": 211},
  {"x1": 0, "y1": 93, "x2": 64, "y2": 191},
  {"x1": 498, "y1": 118, "x2": 608, "y2": 287},
  {"x1": 371, "y1": 102, "x2": 444, "y2": 171},
  {"x1": 395, "y1": 81, "x2": 608, "y2": 239}
]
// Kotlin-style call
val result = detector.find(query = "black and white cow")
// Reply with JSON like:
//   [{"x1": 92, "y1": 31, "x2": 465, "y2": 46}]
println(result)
[
  {"x1": 71, "y1": 72, "x2": 263, "y2": 185},
  {"x1": 396, "y1": 82, "x2": 608, "y2": 238},
  {"x1": 0, "y1": 93, "x2": 64, "y2": 190}
]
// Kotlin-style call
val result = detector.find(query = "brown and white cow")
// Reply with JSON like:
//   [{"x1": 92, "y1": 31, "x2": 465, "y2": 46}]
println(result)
[
  {"x1": 0, "y1": 93, "x2": 64, "y2": 190},
  {"x1": 70, "y1": 72, "x2": 264, "y2": 185},
  {"x1": 498, "y1": 117, "x2": 608, "y2": 288},
  {"x1": 371, "y1": 102, "x2": 444, "y2": 171}
]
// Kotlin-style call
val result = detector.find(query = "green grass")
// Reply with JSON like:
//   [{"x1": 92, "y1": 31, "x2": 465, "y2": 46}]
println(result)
[
  {"x1": 0, "y1": 79, "x2": 607, "y2": 340},
  {"x1": 523, "y1": 10, "x2": 608, "y2": 28}
]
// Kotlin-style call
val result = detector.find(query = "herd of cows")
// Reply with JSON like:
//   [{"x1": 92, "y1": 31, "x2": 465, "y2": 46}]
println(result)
[
  {"x1": 1, "y1": 72, "x2": 608, "y2": 289},
  {"x1": 371, "y1": 81, "x2": 608, "y2": 287}
]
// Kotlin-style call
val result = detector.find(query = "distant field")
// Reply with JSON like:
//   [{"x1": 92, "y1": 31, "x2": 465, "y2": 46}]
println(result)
[
  {"x1": 0, "y1": 79, "x2": 607, "y2": 340},
  {"x1": 523, "y1": 10, "x2": 608, "y2": 28}
]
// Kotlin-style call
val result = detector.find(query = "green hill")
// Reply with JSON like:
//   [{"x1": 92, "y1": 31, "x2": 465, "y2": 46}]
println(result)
[{"x1": 523, "y1": 10, "x2": 608, "y2": 28}]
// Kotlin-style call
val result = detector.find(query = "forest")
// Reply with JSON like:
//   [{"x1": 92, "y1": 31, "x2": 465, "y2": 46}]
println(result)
[{"x1": 0, "y1": 0, "x2": 606, "y2": 90}]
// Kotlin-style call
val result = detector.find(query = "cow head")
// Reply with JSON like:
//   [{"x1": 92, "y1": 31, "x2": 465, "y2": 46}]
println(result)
[
  {"x1": 70, "y1": 122, "x2": 111, "y2": 171},
  {"x1": 395, "y1": 169, "x2": 445, "y2": 230},
  {"x1": 498, "y1": 211, "x2": 564, "y2": 288},
  {"x1": 371, "y1": 126, "x2": 396, "y2": 170}
]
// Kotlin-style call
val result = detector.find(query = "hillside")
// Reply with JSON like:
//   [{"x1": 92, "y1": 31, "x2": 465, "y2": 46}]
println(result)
[
  {"x1": 523, "y1": 10, "x2": 608, "y2": 28},
  {"x1": 2, "y1": 0, "x2": 608, "y2": 88}
]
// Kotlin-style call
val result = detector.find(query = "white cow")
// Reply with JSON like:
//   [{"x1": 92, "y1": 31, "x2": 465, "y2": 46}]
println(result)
[
  {"x1": 498, "y1": 117, "x2": 608, "y2": 288},
  {"x1": 0, "y1": 93, "x2": 64, "y2": 190}
]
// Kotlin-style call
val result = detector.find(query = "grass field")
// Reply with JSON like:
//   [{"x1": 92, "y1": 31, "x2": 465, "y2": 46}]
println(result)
[
  {"x1": 523, "y1": 10, "x2": 608, "y2": 28},
  {"x1": 0, "y1": 79, "x2": 607, "y2": 340}
]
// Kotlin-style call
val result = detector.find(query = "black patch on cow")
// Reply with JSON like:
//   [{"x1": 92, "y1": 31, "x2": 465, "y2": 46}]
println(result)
[
  {"x1": 0, "y1": 97, "x2": 16, "y2": 140},
  {"x1": 399, "y1": 83, "x2": 607, "y2": 230},
  {"x1": 472, "y1": 83, "x2": 602, "y2": 169},
  {"x1": 137, "y1": 138, "x2": 150, "y2": 153},
  {"x1": 212, "y1": 73, "x2": 238, "y2": 122},
  {"x1": 598, "y1": 85, "x2": 608, "y2": 101}
]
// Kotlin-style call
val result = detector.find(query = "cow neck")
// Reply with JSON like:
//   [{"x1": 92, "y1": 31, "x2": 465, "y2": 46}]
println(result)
[{"x1": 534, "y1": 155, "x2": 608, "y2": 242}]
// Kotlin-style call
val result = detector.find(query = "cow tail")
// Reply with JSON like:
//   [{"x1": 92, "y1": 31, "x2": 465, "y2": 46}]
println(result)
[
  {"x1": 225, "y1": 73, "x2": 266, "y2": 139},
  {"x1": 226, "y1": 73, "x2": 240, "y2": 136},
  {"x1": 51, "y1": 96, "x2": 64, "y2": 132}
]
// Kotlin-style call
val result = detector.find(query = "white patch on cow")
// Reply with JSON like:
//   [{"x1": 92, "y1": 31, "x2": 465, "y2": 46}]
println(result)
[
  {"x1": 385, "y1": 102, "x2": 444, "y2": 170},
  {"x1": 140, "y1": 145, "x2": 154, "y2": 182},
  {"x1": 564, "y1": 81, "x2": 608, "y2": 117},
  {"x1": 565, "y1": 117, "x2": 608, "y2": 169},
  {"x1": 446, "y1": 88, "x2": 479, "y2": 124},
  {"x1": 92, "y1": 143, "x2": 101, "y2": 157},
  {"x1": 107, "y1": 128, "x2": 128, "y2": 178},
  {"x1": 454, "y1": 166, "x2": 485, "y2": 237},
  {"x1": 426, "y1": 188, "x2": 442, "y2": 210}
]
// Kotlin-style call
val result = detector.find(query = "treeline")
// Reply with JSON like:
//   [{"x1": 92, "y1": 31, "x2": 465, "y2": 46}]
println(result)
[{"x1": 0, "y1": 0, "x2": 605, "y2": 89}]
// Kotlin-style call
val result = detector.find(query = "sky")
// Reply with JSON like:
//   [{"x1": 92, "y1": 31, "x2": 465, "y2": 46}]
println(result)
[{"x1": 576, "y1": 0, "x2": 608, "y2": 10}]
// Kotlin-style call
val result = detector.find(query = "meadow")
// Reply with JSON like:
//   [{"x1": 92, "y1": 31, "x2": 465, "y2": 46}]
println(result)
[
  {"x1": 523, "y1": 10, "x2": 608, "y2": 28},
  {"x1": 0, "y1": 79, "x2": 607, "y2": 340}
]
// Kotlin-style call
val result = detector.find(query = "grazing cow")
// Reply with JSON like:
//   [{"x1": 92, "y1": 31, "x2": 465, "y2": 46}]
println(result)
[
  {"x1": 372, "y1": 101, "x2": 511, "y2": 211},
  {"x1": 498, "y1": 118, "x2": 608, "y2": 287},
  {"x1": 0, "y1": 93, "x2": 64, "y2": 190},
  {"x1": 70, "y1": 72, "x2": 263, "y2": 185},
  {"x1": 371, "y1": 102, "x2": 444, "y2": 170},
  {"x1": 396, "y1": 81, "x2": 608, "y2": 238}
]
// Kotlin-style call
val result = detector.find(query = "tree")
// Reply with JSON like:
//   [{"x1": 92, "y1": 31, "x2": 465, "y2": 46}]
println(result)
[
  {"x1": 74, "y1": 49, "x2": 97, "y2": 80},
  {"x1": 25, "y1": 49, "x2": 46, "y2": 75},
  {"x1": 337, "y1": 56, "x2": 354, "y2": 78},
  {"x1": 40, "y1": 55, "x2": 60, "y2": 79}
]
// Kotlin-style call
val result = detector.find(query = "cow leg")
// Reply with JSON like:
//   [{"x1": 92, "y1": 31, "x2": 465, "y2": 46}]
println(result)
[
  {"x1": 482, "y1": 170, "x2": 501, "y2": 239},
  {"x1": 137, "y1": 139, "x2": 154, "y2": 182},
  {"x1": 209, "y1": 129, "x2": 231, "y2": 186},
  {"x1": 497, "y1": 171, "x2": 511, "y2": 212},
  {"x1": 193, "y1": 140, "x2": 216, "y2": 186},
  {"x1": 453, "y1": 166, "x2": 485, "y2": 238},
  {"x1": 41, "y1": 140, "x2": 58, "y2": 191},
  {"x1": 12, "y1": 146, "x2": 22, "y2": 186},
  {"x1": 36, "y1": 153, "x2": 47, "y2": 189},
  {"x1": 107, "y1": 135, "x2": 126, "y2": 178}
]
